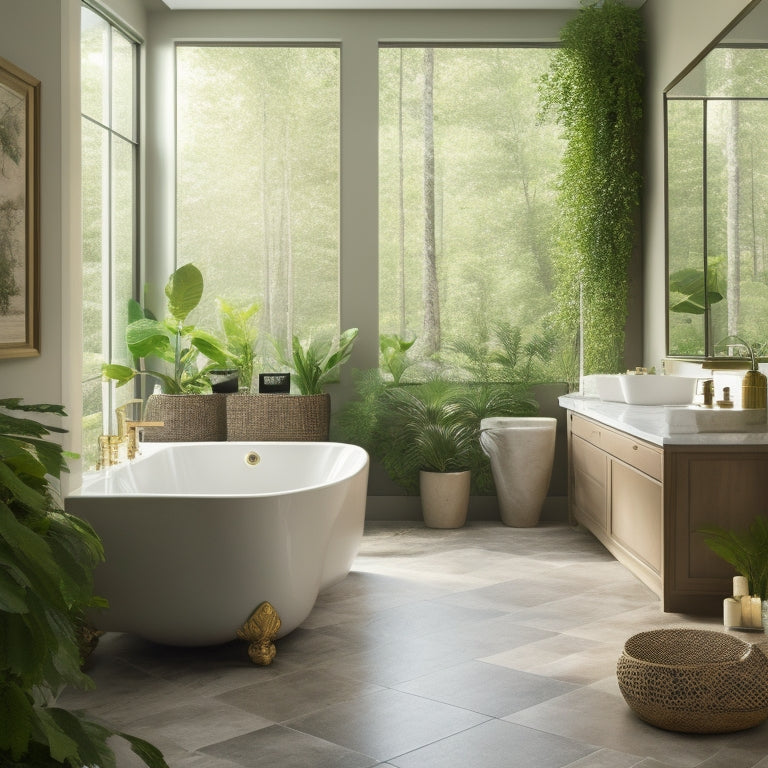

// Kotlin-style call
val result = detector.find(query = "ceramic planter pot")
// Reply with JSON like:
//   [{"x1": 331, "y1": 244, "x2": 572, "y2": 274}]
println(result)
[{"x1": 419, "y1": 469, "x2": 470, "y2": 529}]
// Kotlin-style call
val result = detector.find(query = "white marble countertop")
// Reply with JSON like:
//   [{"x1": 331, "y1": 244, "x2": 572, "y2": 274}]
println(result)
[{"x1": 559, "y1": 394, "x2": 768, "y2": 447}]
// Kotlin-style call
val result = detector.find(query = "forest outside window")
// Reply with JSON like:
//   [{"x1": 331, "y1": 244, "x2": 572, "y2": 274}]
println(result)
[
  {"x1": 175, "y1": 45, "x2": 340, "y2": 357},
  {"x1": 667, "y1": 46, "x2": 768, "y2": 360},
  {"x1": 378, "y1": 46, "x2": 569, "y2": 382}
]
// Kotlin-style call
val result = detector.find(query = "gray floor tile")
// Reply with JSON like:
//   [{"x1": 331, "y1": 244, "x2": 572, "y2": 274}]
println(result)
[
  {"x1": 200, "y1": 724, "x2": 377, "y2": 768},
  {"x1": 285, "y1": 687, "x2": 489, "y2": 762},
  {"x1": 395, "y1": 659, "x2": 579, "y2": 717},
  {"x1": 216, "y1": 667, "x2": 384, "y2": 721},
  {"x1": 388, "y1": 718, "x2": 598, "y2": 768},
  {"x1": 505, "y1": 686, "x2": 768, "y2": 768}
]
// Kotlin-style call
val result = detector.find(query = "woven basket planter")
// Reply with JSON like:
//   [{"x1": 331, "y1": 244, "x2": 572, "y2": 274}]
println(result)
[
  {"x1": 143, "y1": 394, "x2": 227, "y2": 442},
  {"x1": 617, "y1": 628, "x2": 768, "y2": 733},
  {"x1": 225, "y1": 393, "x2": 330, "y2": 442}
]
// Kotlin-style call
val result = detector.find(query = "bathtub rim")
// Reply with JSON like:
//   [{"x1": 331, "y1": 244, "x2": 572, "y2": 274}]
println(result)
[{"x1": 68, "y1": 440, "x2": 369, "y2": 500}]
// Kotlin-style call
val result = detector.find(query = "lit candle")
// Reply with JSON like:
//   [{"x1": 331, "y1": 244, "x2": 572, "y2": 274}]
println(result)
[
  {"x1": 751, "y1": 597, "x2": 762, "y2": 628},
  {"x1": 724, "y1": 597, "x2": 742, "y2": 628},
  {"x1": 733, "y1": 575, "x2": 749, "y2": 597}
]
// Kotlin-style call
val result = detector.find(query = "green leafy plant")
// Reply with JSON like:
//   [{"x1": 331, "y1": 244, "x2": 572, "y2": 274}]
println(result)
[
  {"x1": 336, "y1": 375, "x2": 538, "y2": 493},
  {"x1": 216, "y1": 297, "x2": 261, "y2": 392},
  {"x1": 700, "y1": 516, "x2": 768, "y2": 600},
  {"x1": 379, "y1": 333, "x2": 416, "y2": 385},
  {"x1": 103, "y1": 264, "x2": 230, "y2": 394},
  {"x1": 540, "y1": 0, "x2": 644, "y2": 374},
  {"x1": 0, "y1": 398, "x2": 167, "y2": 768},
  {"x1": 669, "y1": 266, "x2": 724, "y2": 315},
  {"x1": 276, "y1": 328, "x2": 359, "y2": 395}
]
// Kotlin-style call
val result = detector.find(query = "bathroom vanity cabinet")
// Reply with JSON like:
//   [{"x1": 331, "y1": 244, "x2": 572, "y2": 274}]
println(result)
[{"x1": 563, "y1": 398, "x2": 768, "y2": 615}]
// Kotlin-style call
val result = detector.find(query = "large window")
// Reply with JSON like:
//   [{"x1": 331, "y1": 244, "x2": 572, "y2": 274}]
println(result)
[
  {"x1": 667, "y1": 46, "x2": 768, "y2": 360},
  {"x1": 379, "y1": 46, "x2": 565, "y2": 377},
  {"x1": 175, "y1": 45, "x2": 340, "y2": 357},
  {"x1": 81, "y1": 4, "x2": 139, "y2": 467}
]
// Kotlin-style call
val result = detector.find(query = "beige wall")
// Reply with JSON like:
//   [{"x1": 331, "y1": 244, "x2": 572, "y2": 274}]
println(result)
[
  {"x1": 641, "y1": 0, "x2": 760, "y2": 369},
  {"x1": 0, "y1": 0, "x2": 79, "y2": 481}
]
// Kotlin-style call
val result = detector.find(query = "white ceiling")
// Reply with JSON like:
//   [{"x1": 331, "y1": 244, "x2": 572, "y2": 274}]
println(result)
[{"x1": 159, "y1": 0, "x2": 645, "y2": 10}]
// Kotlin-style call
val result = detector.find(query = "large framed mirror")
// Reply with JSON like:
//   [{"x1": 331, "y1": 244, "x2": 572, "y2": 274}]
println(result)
[{"x1": 666, "y1": 0, "x2": 768, "y2": 361}]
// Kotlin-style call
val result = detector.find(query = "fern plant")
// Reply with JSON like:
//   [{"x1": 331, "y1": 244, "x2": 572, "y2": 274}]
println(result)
[
  {"x1": 0, "y1": 398, "x2": 167, "y2": 768},
  {"x1": 700, "y1": 516, "x2": 768, "y2": 600}
]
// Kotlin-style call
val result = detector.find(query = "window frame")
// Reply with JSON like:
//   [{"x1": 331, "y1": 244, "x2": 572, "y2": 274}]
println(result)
[{"x1": 80, "y1": 0, "x2": 141, "y2": 454}]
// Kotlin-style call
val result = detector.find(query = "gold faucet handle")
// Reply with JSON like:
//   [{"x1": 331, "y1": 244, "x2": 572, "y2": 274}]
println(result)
[
  {"x1": 124, "y1": 421, "x2": 165, "y2": 459},
  {"x1": 115, "y1": 399, "x2": 144, "y2": 438}
]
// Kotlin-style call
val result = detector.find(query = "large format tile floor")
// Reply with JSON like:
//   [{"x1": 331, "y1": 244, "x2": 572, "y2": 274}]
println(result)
[{"x1": 60, "y1": 522, "x2": 768, "y2": 768}]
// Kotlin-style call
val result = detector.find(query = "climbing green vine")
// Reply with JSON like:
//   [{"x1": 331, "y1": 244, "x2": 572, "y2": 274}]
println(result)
[{"x1": 540, "y1": 0, "x2": 644, "y2": 374}]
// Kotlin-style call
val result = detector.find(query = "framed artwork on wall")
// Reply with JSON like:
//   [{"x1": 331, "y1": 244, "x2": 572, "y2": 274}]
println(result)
[{"x1": 0, "y1": 55, "x2": 39, "y2": 358}]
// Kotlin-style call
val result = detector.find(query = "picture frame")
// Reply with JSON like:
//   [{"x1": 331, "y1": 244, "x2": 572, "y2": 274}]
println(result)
[{"x1": 0, "y1": 55, "x2": 40, "y2": 358}]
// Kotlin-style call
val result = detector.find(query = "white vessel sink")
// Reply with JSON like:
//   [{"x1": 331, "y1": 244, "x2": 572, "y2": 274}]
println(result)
[
  {"x1": 619, "y1": 374, "x2": 697, "y2": 406},
  {"x1": 592, "y1": 375, "x2": 624, "y2": 402}
]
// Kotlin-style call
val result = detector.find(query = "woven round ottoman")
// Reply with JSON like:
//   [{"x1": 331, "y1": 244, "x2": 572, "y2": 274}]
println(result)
[{"x1": 617, "y1": 629, "x2": 768, "y2": 733}]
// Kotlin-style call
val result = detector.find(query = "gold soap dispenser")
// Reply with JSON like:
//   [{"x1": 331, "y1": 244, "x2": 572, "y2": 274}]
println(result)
[{"x1": 741, "y1": 344, "x2": 767, "y2": 410}]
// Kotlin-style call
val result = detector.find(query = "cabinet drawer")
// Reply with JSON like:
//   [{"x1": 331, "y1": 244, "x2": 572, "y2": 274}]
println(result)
[
  {"x1": 570, "y1": 414, "x2": 661, "y2": 481},
  {"x1": 601, "y1": 431, "x2": 662, "y2": 481},
  {"x1": 570, "y1": 414, "x2": 605, "y2": 446}
]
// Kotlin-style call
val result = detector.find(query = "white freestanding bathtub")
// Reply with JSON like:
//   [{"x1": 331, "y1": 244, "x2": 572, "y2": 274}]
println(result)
[{"x1": 65, "y1": 441, "x2": 368, "y2": 646}]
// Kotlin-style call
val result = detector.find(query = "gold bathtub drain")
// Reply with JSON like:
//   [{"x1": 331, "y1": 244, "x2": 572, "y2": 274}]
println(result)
[{"x1": 245, "y1": 451, "x2": 261, "y2": 466}]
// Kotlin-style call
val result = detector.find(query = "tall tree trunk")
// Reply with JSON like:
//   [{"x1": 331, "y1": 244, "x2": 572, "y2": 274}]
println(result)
[
  {"x1": 261, "y1": 99, "x2": 273, "y2": 337},
  {"x1": 398, "y1": 48, "x2": 407, "y2": 338},
  {"x1": 725, "y1": 51, "x2": 740, "y2": 337},
  {"x1": 283, "y1": 124, "x2": 294, "y2": 344},
  {"x1": 421, "y1": 47, "x2": 440, "y2": 355},
  {"x1": 750, "y1": 145, "x2": 758, "y2": 278}
]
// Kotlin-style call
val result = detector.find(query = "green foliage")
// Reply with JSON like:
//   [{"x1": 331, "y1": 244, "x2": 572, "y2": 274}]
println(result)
[
  {"x1": 102, "y1": 264, "x2": 231, "y2": 394},
  {"x1": 540, "y1": 0, "x2": 644, "y2": 374},
  {"x1": 0, "y1": 399, "x2": 167, "y2": 768},
  {"x1": 276, "y1": 328, "x2": 359, "y2": 395},
  {"x1": 669, "y1": 266, "x2": 724, "y2": 315},
  {"x1": 700, "y1": 516, "x2": 768, "y2": 600},
  {"x1": 335, "y1": 360, "x2": 538, "y2": 494},
  {"x1": 216, "y1": 298, "x2": 261, "y2": 392},
  {"x1": 379, "y1": 334, "x2": 416, "y2": 385}
]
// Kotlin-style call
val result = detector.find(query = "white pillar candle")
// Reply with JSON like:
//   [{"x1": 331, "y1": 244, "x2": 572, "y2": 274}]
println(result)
[
  {"x1": 741, "y1": 595, "x2": 754, "y2": 627},
  {"x1": 724, "y1": 597, "x2": 742, "y2": 627},
  {"x1": 733, "y1": 575, "x2": 749, "y2": 597},
  {"x1": 751, "y1": 597, "x2": 762, "y2": 628}
]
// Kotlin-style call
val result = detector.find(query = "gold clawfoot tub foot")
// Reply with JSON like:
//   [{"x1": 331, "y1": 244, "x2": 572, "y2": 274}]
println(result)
[{"x1": 237, "y1": 601, "x2": 282, "y2": 665}]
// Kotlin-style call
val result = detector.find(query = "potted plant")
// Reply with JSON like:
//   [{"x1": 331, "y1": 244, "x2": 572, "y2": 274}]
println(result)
[
  {"x1": 384, "y1": 381, "x2": 477, "y2": 528},
  {"x1": 0, "y1": 398, "x2": 167, "y2": 768},
  {"x1": 103, "y1": 263, "x2": 232, "y2": 441},
  {"x1": 700, "y1": 516, "x2": 768, "y2": 631},
  {"x1": 226, "y1": 328, "x2": 358, "y2": 442},
  {"x1": 103, "y1": 263, "x2": 230, "y2": 394}
]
